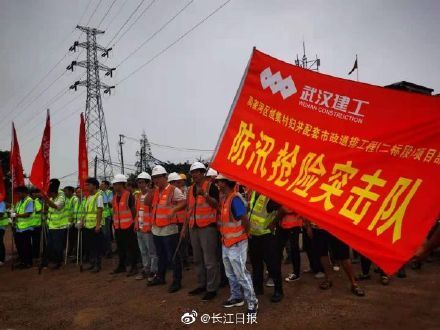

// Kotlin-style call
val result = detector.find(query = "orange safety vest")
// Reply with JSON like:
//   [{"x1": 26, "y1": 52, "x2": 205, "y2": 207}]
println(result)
[
  {"x1": 135, "y1": 193, "x2": 152, "y2": 233},
  {"x1": 112, "y1": 190, "x2": 134, "y2": 230},
  {"x1": 218, "y1": 192, "x2": 248, "y2": 247},
  {"x1": 187, "y1": 181, "x2": 217, "y2": 228},
  {"x1": 280, "y1": 207, "x2": 303, "y2": 229},
  {"x1": 152, "y1": 185, "x2": 176, "y2": 227}
]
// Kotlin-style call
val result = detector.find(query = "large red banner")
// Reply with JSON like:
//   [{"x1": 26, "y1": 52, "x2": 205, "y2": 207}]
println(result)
[
  {"x1": 10, "y1": 123, "x2": 25, "y2": 190},
  {"x1": 212, "y1": 49, "x2": 440, "y2": 274},
  {"x1": 29, "y1": 110, "x2": 51, "y2": 193}
]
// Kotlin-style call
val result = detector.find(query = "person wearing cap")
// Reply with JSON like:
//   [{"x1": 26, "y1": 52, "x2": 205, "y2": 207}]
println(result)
[
  {"x1": 168, "y1": 172, "x2": 190, "y2": 269},
  {"x1": 146, "y1": 165, "x2": 186, "y2": 293},
  {"x1": 182, "y1": 162, "x2": 220, "y2": 301},
  {"x1": 40, "y1": 179, "x2": 68, "y2": 270},
  {"x1": 206, "y1": 168, "x2": 218, "y2": 183},
  {"x1": 134, "y1": 172, "x2": 158, "y2": 281},
  {"x1": 111, "y1": 174, "x2": 138, "y2": 276},
  {"x1": 81, "y1": 177, "x2": 104, "y2": 273},
  {"x1": 12, "y1": 186, "x2": 34, "y2": 268},
  {"x1": 216, "y1": 174, "x2": 258, "y2": 315}
]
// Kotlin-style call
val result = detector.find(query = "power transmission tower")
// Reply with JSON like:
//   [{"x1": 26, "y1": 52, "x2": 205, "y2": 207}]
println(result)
[
  {"x1": 135, "y1": 132, "x2": 153, "y2": 173},
  {"x1": 295, "y1": 41, "x2": 320, "y2": 71},
  {"x1": 67, "y1": 25, "x2": 116, "y2": 181}
]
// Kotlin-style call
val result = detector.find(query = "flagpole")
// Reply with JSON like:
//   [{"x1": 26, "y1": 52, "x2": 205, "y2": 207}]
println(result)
[{"x1": 356, "y1": 54, "x2": 359, "y2": 82}]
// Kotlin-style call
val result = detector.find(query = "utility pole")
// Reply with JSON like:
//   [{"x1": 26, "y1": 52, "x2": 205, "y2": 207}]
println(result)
[
  {"x1": 295, "y1": 40, "x2": 320, "y2": 72},
  {"x1": 136, "y1": 131, "x2": 153, "y2": 173},
  {"x1": 119, "y1": 134, "x2": 125, "y2": 174},
  {"x1": 67, "y1": 25, "x2": 115, "y2": 181}
]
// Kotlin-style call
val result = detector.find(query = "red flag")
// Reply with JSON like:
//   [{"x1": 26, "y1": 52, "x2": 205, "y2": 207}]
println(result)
[
  {"x1": 0, "y1": 164, "x2": 6, "y2": 201},
  {"x1": 10, "y1": 123, "x2": 25, "y2": 189},
  {"x1": 211, "y1": 49, "x2": 440, "y2": 274},
  {"x1": 78, "y1": 113, "x2": 88, "y2": 191},
  {"x1": 29, "y1": 110, "x2": 51, "y2": 193}
]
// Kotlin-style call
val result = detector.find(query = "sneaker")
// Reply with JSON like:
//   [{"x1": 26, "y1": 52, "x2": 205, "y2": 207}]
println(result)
[
  {"x1": 270, "y1": 290, "x2": 283, "y2": 303},
  {"x1": 90, "y1": 266, "x2": 101, "y2": 273},
  {"x1": 247, "y1": 300, "x2": 259, "y2": 315},
  {"x1": 168, "y1": 281, "x2": 182, "y2": 293},
  {"x1": 380, "y1": 275, "x2": 390, "y2": 286},
  {"x1": 302, "y1": 268, "x2": 312, "y2": 273},
  {"x1": 147, "y1": 271, "x2": 156, "y2": 281},
  {"x1": 147, "y1": 276, "x2": 165, "y2": 286},
  {"x1": 135, "y1": 270, "x2": 147, "y2": 280},
  {"x1": 201, "y1": 291, "x2": 217, "y2": 301},
  {"x1": 126, "y1": 267, "x2": 138, "y2": 277},
  {"x1": 188, "y1": 287, "x2": 206, "y2": 295},
  {"x1": 265, "y1": 278, "x2": 275, "y2": 287},
  {"x1": 333, "y1": 265, "x2": 340, "y2": 272},
  {"x1": 356, "y1": 273, "x2": 371, "y2": 281},
  {"x1": 314, "y1": 272, "x2": 325, "y2": 279},
  {"x1": 222, "y1": 298, "x2": 245, "y2": 308},
  {"x1": 285, "y1": 273, "x2": 300, "y2": 282}
]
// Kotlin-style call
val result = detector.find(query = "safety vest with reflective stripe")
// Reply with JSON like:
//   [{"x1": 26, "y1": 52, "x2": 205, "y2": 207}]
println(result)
[
  {"x1": 73, "y1": 197, "x2": 85, "y2": 224},
  {"x1": 29, "y1": 198, "x2": 42, "y2": 227},
  {"x1": 248, "y1": 191, "x2": 272, "y2": 236},
  {"x1": 102, "y1": 190, "x2": 113, "y2": 218},
  {"x1": 135, "y1": 193, "x2": 152, "y2": 233},
  {"x1": 15, "y1": 197, "x2": 34, "y2": 230},
  {"x1": 280, "y1": 208, "x2": 303, "y2": 229},
  {"x1": 152, "y1": 185, "x2": 176, "y2": 227},
  {"x1": 187, "y1": 181, "x2": 217, "y2": 228},
  {"x1": 65, "y1": 196, "x2": 75, "y2": 224},
  {"x1": 218, "y1": 192, "x2": 248, "y2": 247},
  {"x1": 84, "y1": 192, "x2": 102, "y2": 229},
  {"x1": 0, "y1": 213, "x2": 8, "y2": 228},
  {"x1": 112, "y1": 190, "x2": 134, "y2": 230},
  {"x1": 48, "y1": 191, "x2": 68, "y2": 229}
]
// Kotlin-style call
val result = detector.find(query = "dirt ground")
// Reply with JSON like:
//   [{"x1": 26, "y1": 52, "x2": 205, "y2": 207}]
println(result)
[{"x1": 0, "y1": 229, "x2": 439, "y2": 330}]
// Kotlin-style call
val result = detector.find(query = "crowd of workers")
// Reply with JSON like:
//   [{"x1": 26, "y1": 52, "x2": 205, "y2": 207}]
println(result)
[{"x1": 0, "y1": 162, "x2": 438, "y2": 316}]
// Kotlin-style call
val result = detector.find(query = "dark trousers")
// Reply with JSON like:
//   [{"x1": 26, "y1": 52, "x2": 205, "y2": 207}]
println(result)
[
  {"x1": 0, "y1": 229, "x2": 6, "y2": 262},
  {"x1": 83, "y1": 228, "x2": 104, "y2": 267},
  {"x1": 67, "y1": 227, "x2": 78, "y2": 256},
  {"x1": 249, "y1": 233, "x2": 282, "y2": 291},
  {"x1": 276, "y1": 227, "x2": 301, "y2": 276},
  {"x1": 177, "y1": 224, "x2": 189, "y2": 265},
  {"x1": 360, "y1": 255, "x2": 385, "y2": 276},
  {"x1": 153, "y1": 234, "x2": 182, "y2": 284},
  {"x1": 102, "y1": 217, "x2": 112, "y2": 255},
  {"x1": 31, "y1": 226, "x2": 41, "y2": 259},
  {"x1": 15, "y1": 230, "x2": 33, "y2": 266},
  {"x1": 303, "y1": 230, "x2": 323, "y2": 273},
  {"x1": 115, "y1": 226, "x2": 137, "y2": 269},
  {"x1": 47, "y1": 229, "x2": 66, "y2": 265}
]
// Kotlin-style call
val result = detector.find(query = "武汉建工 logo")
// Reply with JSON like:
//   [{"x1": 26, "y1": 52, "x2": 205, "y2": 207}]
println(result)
[{"x1": 260, "y1": 67, "x2": 297, "y2": 100}]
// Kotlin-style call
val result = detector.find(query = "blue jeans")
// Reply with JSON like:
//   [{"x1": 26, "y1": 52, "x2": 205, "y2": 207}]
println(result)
[
  {"x1": 222, "y1": 239, "x2": 257, "y2": 307},
  {"x1": 153, "y1": 234, "x2": 182, "y2": 283},
  {"x1": 137, "y1": 231, "x2": 158, "y2": 273}
]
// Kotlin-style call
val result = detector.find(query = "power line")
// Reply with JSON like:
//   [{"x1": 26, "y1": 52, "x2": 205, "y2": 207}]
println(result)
[
  {"x1": 123, "y1": 135, "x2": 214, "y2": 152},
  {"x1": 85, "y1": 0, "x2": 105, "y2": 26},
  {"x1": 116, "y1": 0, "x2": 233, "y2": 86},
  {"x1": 112, "y1": 0, "x2": 157, "y2": 46},
  {"x1": 116, "y1": 0, "x2": 194, "y2": 68},
  {"x1": 105, "y1": 0, "x2": 147, "y2": 47},
  {"x1": 97, "y1": 0, "x2": 118, "y2": 28}
]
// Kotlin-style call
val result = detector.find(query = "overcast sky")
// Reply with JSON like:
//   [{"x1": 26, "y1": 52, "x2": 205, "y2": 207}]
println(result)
[{"x1": 1, "y1": 0, "x2": 439, "y2": 185}]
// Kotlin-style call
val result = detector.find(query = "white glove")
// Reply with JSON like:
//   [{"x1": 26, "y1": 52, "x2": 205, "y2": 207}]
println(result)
[{"x1": 10, "y1": 212, "x2": 16, "y2": 218}]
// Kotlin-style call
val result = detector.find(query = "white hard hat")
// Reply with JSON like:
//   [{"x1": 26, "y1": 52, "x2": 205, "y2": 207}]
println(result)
[
  {"x1": 168, "y1": 172, "x2": 181, "y2": 182},
  {"x1": 206, "y1": 168, "x2": 218, "y2": 177},
  {"x1": 190, "y1": 161, "x2": 206, "y2": 172},
  {"x1": 137, "y1": 172, "x2": 151, "y2": 181},
  {"x1": 216, "y1": 174, "x2": 229, "y2": 181},
  {"x1": 151, "y1": 165, "x2": 167, "y2": 177},
  {"x1": 112, "y1": 173, "x2": 127, "y2": 184}
]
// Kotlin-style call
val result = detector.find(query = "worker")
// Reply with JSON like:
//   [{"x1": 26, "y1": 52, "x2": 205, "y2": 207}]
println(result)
[
  {"x1": 205, "y1": 168, "x2": 218, "y2": 183},
  {"x1": 12, "y1": 186, "x2": 34, "y2": 268},
  {"x1": 40, "y1": 179, "x2": 68, "y2": 270},
  {"x1": 275, "y1": 205, "x2": 303, "y2": 283},
  {"x1": 248, "y1": 190, "x2": 283, "y2": 303},
  {"x1": 111, "y1": 174, "x2": 138, "y2": 276},
  {"x1": 304, "y1": 220, "x2": 365, "y2": 297},
  {"x1": 147, "y1": 165, "x2": 186, "y2": 293},
  {"x1": 181, "y1": 162, "x2": 220, "y2": 301},
  {"x1": 134, "y1": 172, "x2": 158, "y2": 281},
  {"x1": 100, "y1": 180, "x2": 113, "y2": 258},
  {"x1": 168, "y1": 172, "x2": 190, "y2": 269},
  {"x1": 29, "y1": 188, "x2": 43, "y2": 259},
  {"x1": 216, "y1": 174, "x2": 258, "y2": 315},
  {"x1": 0, "y1": 198, "x2": 7, "y2": 266},
  {"x1": 64, "y1": 186, "x2": 76, "y2": 260},
  {"x1": 81, "y1": 178, "x2": 104, "y2": 273}
]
